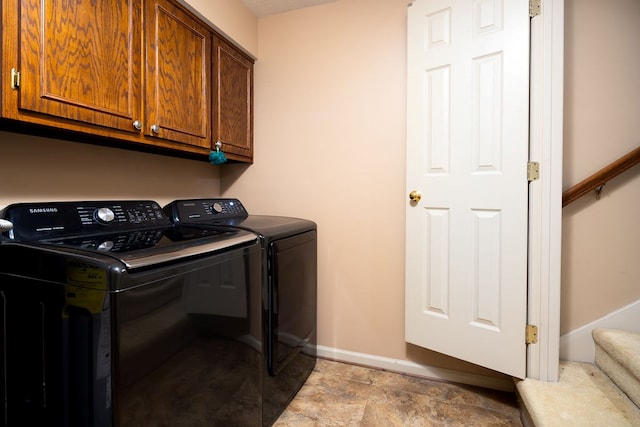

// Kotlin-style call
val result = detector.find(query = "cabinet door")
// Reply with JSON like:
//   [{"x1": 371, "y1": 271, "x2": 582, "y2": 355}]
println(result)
[
  {"x1": 213, "y1": 36, "x2": 253, "y2": 162},
  {"x1": 145, "y1": 0, "x2": 211, "y2": 149},
  {"x1": 14, "y1": 0, "x2": 143, "y2": 133}
]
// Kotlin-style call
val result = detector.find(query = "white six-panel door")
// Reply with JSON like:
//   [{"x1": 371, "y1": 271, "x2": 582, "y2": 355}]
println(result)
[{"x1": 405, "y1": 0, "x2": 530, "y2": 378}]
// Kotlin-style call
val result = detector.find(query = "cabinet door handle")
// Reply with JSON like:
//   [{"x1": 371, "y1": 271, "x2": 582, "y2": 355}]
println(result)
[
  {"x1": 132, "y1": 120, "x2": 142, "y2": 130},
  {"x1": 150, "y1": 124, "x2": 160, "y2": 134}
]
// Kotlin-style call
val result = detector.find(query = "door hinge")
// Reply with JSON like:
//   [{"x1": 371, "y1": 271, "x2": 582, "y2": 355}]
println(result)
[
  {"x1": 11, "y1": 68, "x2": 20, "y2": 90},
  {"x1": 526, "y1": 324, "x2": 538, "y2": 344},
  {"x1": 527, "y1": 161, "x2": 540, "y2": 182},
  {"x1": 529, "y1": 0, "x2": 541, "y2": 18}
]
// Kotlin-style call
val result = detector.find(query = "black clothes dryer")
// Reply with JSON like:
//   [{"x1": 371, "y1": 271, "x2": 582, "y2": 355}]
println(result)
[
  {"x1": 164, "y1": 199, "x2": 317, "y2": 426},
  {"x1": 0, "y1": 200, "x2": 263, "y2": 426}
]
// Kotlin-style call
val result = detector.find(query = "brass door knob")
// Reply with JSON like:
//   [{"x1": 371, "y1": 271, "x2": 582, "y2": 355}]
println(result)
[{"x1": 409, "y1": 190, "x2": 421, "y2": 202}]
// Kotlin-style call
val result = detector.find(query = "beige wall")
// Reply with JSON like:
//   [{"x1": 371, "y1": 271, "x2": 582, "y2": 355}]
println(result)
[
  {"x1": 222, "y1": 0, "x2": 640, "y2": 376},
  {"x1": 220, "y1": 0, "x2": 505, "y2": 378},
  {"x1": 0, "y1": 131, "x2": 222, "y2": 208},
  {"x1": 182, "y1": 0, "x2": 259, "y2": 57},
  {"x1": 561, "y1": 0, "x2": 640, "y2": 333}
]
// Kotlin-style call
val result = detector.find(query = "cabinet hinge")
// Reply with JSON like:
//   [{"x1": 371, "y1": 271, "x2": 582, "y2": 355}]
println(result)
[
  {"x1": 529, "y1": 0, "x2": 541, "y2": 18},
  {"x1": 10, "y1": 68, "x2": 20, "y2": 90},
  {"x1": 526, "y1": 324, "x2": 539, "y2": 344},
  {"x1": 527, "y1": 161, "x2": 540, "y2": 182}
]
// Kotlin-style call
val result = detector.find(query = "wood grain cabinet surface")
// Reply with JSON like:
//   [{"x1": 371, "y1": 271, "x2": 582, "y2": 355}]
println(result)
[
  {"x1": 213, "y1": 35, "x2": 254, "y2": 163},
  {"x1": 1, "y1": 0, "x2": 253, "y2": 162},
  {"x1": 3, "y1": 0, "x2": 145, "y2": 136},
  {"x1": 145, "y1": 0, "x2": 211, "y2": 150}
]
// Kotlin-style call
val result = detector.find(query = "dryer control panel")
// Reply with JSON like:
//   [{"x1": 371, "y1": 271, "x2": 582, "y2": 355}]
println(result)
[{"x1": 165, "y1": 199, "x2": 248, "y2": 225}]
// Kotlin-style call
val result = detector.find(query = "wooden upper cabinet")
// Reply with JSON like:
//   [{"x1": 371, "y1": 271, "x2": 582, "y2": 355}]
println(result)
[
  {"x1": 213, "y1": 36, "x2": 254, "y2": 162},
  {"x1": 145, "y1": 0, "x2": 211, "y2": 149},
  {"x1": 13, "y1": 0, "x2": 143, "y2": 133},
  {"x1": 2, "y1": 0, "x2": 251, "y2": 160}
]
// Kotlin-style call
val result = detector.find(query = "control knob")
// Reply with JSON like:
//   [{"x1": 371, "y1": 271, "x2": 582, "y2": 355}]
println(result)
[
  {"x1": 95, "y1": 207, "x2": 115, "y2": 223},
  {"x1": 97, "y1": 240, "x2": 115, "y2": 251},
  {"x1": 212, "y1": 202, "x2": 223, "y2": 213}
]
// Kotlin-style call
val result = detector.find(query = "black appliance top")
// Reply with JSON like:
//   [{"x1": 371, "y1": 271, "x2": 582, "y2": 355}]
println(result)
[
  {"x1": 164, "y1": 199, "x2": 317, "y2": 239},
  {"x1": 1, "y1": 200, "x2": 258, "y2": 270}
]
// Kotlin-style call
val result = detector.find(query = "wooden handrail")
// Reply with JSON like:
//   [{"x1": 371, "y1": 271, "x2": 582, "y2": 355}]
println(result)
[{"x1": 562, "y1": 145, "x2": 640, "y2": 207}]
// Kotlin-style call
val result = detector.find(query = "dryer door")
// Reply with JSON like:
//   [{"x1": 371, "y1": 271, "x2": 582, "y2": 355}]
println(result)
[{"x1": 268, "y1": 231, "x2": 317, "y2": 376}]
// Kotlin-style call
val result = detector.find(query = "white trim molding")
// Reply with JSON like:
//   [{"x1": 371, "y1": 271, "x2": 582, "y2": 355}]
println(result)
[
  {"x1": 316, "y1": 345, "x2": 515, "y2": 392},
  {"x1": 527, "y1": 0, "x2": 564, "y2": 382},
  {"x1": 559, "y1": 299, "x2": 640, "y2": 363}
]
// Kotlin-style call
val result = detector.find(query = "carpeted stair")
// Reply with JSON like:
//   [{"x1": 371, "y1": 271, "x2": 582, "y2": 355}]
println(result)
[
  {"x1": 516, "y1": 328, "x2": 640, "y2": 426},
  {"x1": 593, "y1": 328, "x2": 640, "y2": 407}
]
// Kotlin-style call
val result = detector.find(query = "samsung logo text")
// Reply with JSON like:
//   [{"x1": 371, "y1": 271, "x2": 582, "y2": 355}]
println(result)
[{"x1": 29, "y1": 208, "x2": 59, "y2": 214}]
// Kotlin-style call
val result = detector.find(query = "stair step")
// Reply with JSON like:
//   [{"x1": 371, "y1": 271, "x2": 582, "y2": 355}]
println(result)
[
  {"x1": 593, "y1": 328, "x2": 640, "y2": 407},
  {"x1": 516, "y1": 361, "x2": 640, "y2": 427}
]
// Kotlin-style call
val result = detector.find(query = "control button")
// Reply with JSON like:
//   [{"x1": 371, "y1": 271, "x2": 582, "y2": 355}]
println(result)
[
  {"x1": 95, "y1": 207, "x2": 115, "y2": 223},
  {"x1": 212, "y1": 202, "x2": 223, "y2": 213}
]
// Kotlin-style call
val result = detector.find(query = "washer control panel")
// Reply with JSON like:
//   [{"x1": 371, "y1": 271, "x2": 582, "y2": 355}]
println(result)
[
  {"x1": 75, "y1": 202, "x2": 166, "y2": 226},
  {"x1": 2, "y1": 200, "x2": 171, "y2": 241}
]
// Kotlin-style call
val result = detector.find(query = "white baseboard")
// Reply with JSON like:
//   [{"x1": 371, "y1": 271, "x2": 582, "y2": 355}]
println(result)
[
  {"x1": 315, "y1": 345, "x2": 515, "y2": 392},
  {"x1": 559, "y1": 299, "x2": 640, "y2": 363}
]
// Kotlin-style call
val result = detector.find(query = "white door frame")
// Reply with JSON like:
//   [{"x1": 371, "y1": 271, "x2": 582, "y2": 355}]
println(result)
[{"x1": 527, "y1": 0, "x2": 564, "y2": 382}]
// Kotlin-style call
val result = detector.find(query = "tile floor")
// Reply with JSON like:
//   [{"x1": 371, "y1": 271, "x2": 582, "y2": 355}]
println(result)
[{"x1": 274, "y1": 359, "x2": 523, "y2": 426}]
